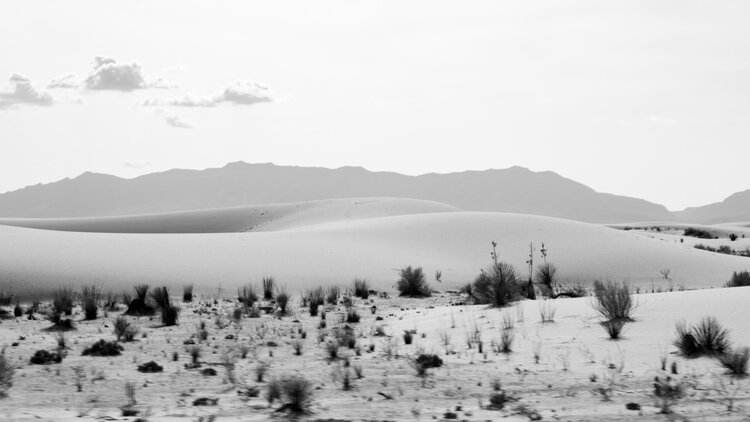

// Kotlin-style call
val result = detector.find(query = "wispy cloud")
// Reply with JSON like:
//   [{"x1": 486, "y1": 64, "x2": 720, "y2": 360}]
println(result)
[
  {"x1": 0, "y1": 74, "x2": 54, "y2": 109},
  {"x1": 142, "y1": 80, "x2": 272, "y2": 107},
  {"x1": 164, "y1": 114, "x2": 194, "y2": 128}
]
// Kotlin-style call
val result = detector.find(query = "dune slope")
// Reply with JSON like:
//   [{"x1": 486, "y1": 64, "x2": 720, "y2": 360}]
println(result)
[{"x1": 1, "y1": 212, "x2": 747, "y2": 297}]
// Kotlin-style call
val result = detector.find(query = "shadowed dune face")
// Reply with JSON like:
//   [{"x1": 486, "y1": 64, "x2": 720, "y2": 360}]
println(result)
[{"x1": 1, "y1": 211, "x2": 747, "y2": 298}]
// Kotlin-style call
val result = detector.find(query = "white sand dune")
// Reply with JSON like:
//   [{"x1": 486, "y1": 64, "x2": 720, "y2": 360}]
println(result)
[
  {"x1": 0, "y1": 197, "x2": 460, "y2": 233},
  {"x1": 1, "y1": 212, "x2": 747, "y2": 297}
]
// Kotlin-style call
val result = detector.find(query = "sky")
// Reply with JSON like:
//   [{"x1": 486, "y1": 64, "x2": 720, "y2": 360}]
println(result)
[{"x1": 1, "y1": 1, "x2": 749, "y2": 211}]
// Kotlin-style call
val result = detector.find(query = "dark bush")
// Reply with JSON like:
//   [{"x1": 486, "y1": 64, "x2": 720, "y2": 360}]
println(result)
[
  {"x1": 150, "y1": 287, "x2": 178, "y2": 326},
  {"x1": 80, "y1": 284, "x2": 102, "y2": 320},
  {"x1": 684, "y1": 227, "x2": 713, "y2": 239},
  {"x1": 137, "y1": 361, "x2": 164, "y2": 373},
  {"x1": 674, "y1": 317, "x2": 730, "y2": 358},
  {"x1": 30, "y1": 350, "x2": 62, "y2": 365},
  {"x1": 403, "y1": 330, "x2": 414, "y2": 345},
  {"x1": 725, "y1": 271, "x2": 750, "y2": 288},
  {"x1": 238, "y1": 284, "x2": 258, "y2": 307},
  {"x1": 592, "y1": 280, "x2": 634, "y2": 321},
  {"x1": 729, "y1": 233, "x2": 739, "y2": 241},
  {"x1": 52, "y1": 286, "x2": 74, "y2": 316},
  {"x1": 183, "y1": 284, "x2": 194, "y2": 303},
  {"x1": 13, "y1": 303, "x2": 22, "y2": 318},
  {"x1": 280, "y1": 376, "x2": 313, "y2": 412},
  {"x1": 353, "y1": 278, "x2": 369, "y2": 299},
  {"x1": 718, "y1": 347, "x2": 749, "y2": 376},
  {"x1": 472, "y1": 262, "x2": 520, "y2": 307},
  {"x1": 534, "y1": 262, "x2": 557, "y2": 296},
  {"x1": 396, "y1": 266, "x2": 430, "y2": 297},
  {"x1": 415, "y1": 353, "x2": 443, "y2": 369},
  {"x1": 276, "y1": 287, "x2": 290, "y2": 314},
  {"x1": 346, "y1": 309, "x2": 360, "y2": 323},
  {"x1": 601, "y1": 319, "x2": 626, "y2": 340},
  {"x1": 125, "y1": 284, "x2": 155, "y2": 316},
  {"x1": 114, "y1": 316, "x2": 138, "y2": 341},
  {"x1": 262, "y1": 277, "x2": 275, "y2": 300},
  {"x1": 82, "y1": 339, "x2": 124, "y2": 356},
  {"x1": 326, "y1": 285, "x2": 340, "y2": 304}
]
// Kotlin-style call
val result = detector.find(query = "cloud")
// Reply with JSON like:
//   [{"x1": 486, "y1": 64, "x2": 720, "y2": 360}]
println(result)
[
  {"x1": 164, "y1": 114, "x2": 194, "y2": 128},
  {"x1": 82, "y1": 56, "x2": 175, "y2": 91},
  {"x1": 48, "y1": 73, "x2": 81, "y2": 88},
  {"x1": 142, "y1": 80, "x2": 272, "y2": 107},
  {"x1": 0, "y1": 74, "x2": 54, "y2": 109}
]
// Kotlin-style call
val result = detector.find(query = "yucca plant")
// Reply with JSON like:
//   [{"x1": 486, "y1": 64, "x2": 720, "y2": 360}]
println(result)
[
  {"x1": 396, "y1": 266, "x2": 430, "y2": 297},
  {"x1": 262, "y1": 277, "x2": 275, "y2": 300},
  {"x1": 80, "y1": 284, "x2": 102, "y2": 320}
]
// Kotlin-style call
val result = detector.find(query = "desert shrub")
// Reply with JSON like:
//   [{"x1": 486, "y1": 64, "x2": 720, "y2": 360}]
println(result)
[
  {"x1": 292, "y1": 339, "x2": 303, "y2": 356},
  {"x1": 80, "y1": 284, "x2": 102, "y2": 320},
  {"x1": 266, "y1": 378, "x2": 282, "y2": 404},
  {"x1": 396, "y1": 266, "x2": 430, "y2": 297},
  {"x1": 52, "y1": 286, "x2": 74, "y2": 316},
  {"x1": 183, "y1": 284, "x2": 194, "y2": 302},
  {"x1": 238, "y1": 284, "x2": 258, "y2": 307},
  {"x1": 592, "y1": 280, "x2": 634, "y2": 321},
  {"x1": 137, "y1": 361, "x2": 163, "y2": 373},
  {"x1": 346, "y1": 309, "x2": 360, "y2": 323},
  {"x1": 125, "y1": 284, "x2": 155, "y2": 316},
  {"x1": 353, "y1": 278, "x2": 369, "y2": 299},
  {"x1": 262, "y1": 277, "x2": 275, "y2": 300},
  {"x1": 30, "y1": 350, "x2": 63, "y2": 365},
  {"x1": 113, "y1": 316, "x2": 138, "y2": 341},
  {"x1": 326, "y1": 285, "x2": 340, "y2": 304},
  {"x1": 534, "y1": 262, "x2": 557, "y2": 296},
  {"x1": 684, "y1": 227, "x2": 713, "y2": 239},
  {"x1": 472, "y1": 262, "x2": 520, "y2": 307},
  {"x1": 500, "y1": 329, "x2": 514, "y2": 353},
  {"x1": 280, "y1": 376, "x2": 313, "y2": 412},
  {"x1": 150, "y1": 286, "x2": 178, "y2": 326},
  {"x1": 725, "y1": 271, "x2": 750, "y2": 288},
  {"x1": 555, "y1": 281, "x2": 589, "y2": 298},
  {"x1": 729, "y1": 233, "x2": 739, "y2": 241},
  {"x1": 0, "y1": 286, "x2": 11, "y2": 307},
  {"x1": 601, "y1": 319, "x2": 626, "y2": 340},
  {"x1": 653, "y1": 376, "x2": 683, "y2": 414},
  {"x1": 255, "y1": 361, "x2": 269, "y2": 382},
  {"x1": 674, "y1": 317, "x2": 730, "y2": 358},
  {"x1": 415, "y1": 353, "x2": 443, "y2": 369},
  {"x1": 0, "y1": 353, "x2": 14, "y2": 397},
  {"x1": 276, "y1": 287, "x2": 290, "y2": 314},
  {"x1": 403, "y1": 330, "x2": 414, "y2": 345},
  {"x1": 102, "y1": 290, "x2": 117, "y2": 310},
  {"x1": 13, "y1": 301, "x2": 22, "y2": 318},
  {"x1": 189, "y1": 345, "x2": 202, "y2": 364},
  {"x1": 719, "y1": 347, "x2": 749, "y2": 376},
  {"x1": 326, "y1": 341, "x2": 340, "y2": 360},
  {"x1": 82, "y1": 339, "x2": 124, "y2": 356}
]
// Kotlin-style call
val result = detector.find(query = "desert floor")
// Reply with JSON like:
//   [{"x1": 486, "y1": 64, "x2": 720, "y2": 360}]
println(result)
[{"x1": 2, "y1": 286, "x2": 750, "y2": 421}]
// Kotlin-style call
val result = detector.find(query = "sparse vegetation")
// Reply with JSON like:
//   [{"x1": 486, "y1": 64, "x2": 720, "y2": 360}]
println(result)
[
  {"x1": 353, "y1": 278, "x2": 369, "y2": 299},
  {"x1": 275, "y1": 287, "x2": 290, "y2": 314},
  {"x1": 150, "y1": 286, "x2": 179, "y2": 326},
  {"x1": 653, "y1": 376, "x2": 683, "y2": 414},
  {"x1": 718, "y1": 347, "x2": 749, "y2": 376},
  {"x1": 183, "y1": 284, "x2": 194, "y2": 302},
  {"x1": 683, "y1": 227, "x2": 713, "y2": 239},
  {"x1": 80, "y1": 284, "x2": 102, "y2": 320},
  {"x1": 326, "y1": 285, "x2": 340, "y2": 304},
  {"x1": 82, "y1": 339, "x2": 124, "y2": 356},
  {"x1": 592, "y1": 280, "x2": 634, "y2": 321},
  {"x1": 674, "y1": 317, "x2": 730, "y2": 358},
  {"x1": 238, "y1": 283, "x2": 258, "y2": 307},
  {"x1": 396, "y1": 266, "x2": 430, "y2": 297},
  {"x1": 725, "y1": 271, "x2": 750, "y2": 287},
  {"x1": 0, "y1": 353, "x2": 14, "y2": 397},
  {"x1": 262, "y1": 277, "x2": 275, "y2": 300}
]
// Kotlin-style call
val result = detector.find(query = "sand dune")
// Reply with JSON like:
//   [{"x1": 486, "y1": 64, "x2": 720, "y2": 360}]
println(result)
[
  {"x1": 0, "y1": 197, "x2": 460, "y2": 233},
  {"x1": 1, "y1": 212, "x2": 747, "y2": 297}
]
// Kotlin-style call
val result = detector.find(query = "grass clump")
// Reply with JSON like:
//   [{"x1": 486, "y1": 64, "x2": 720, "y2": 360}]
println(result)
[
  {"x1": 0, "y1": 353, "x2": 13, "y2": 397},
  {"x1": 125, "y1": 284, "x2": 155, "y2": 316},
  {"x1": 326, "y1": 285, "x2": 340, "y2": 305},
  {"x1": 278, "y1": 376, "x2": 313, "y2": 413},
  {"x1": 82, "y1": 339, "x2": 124, "y2": 356},
  {"x1": 725, "y1": 271, "x2": 750, "y2": 288},
  {"x1": 80, "y1": 284, "x2": 102, "y2": 320},
  {"x1": 472, "y1": 262, "x2": 521, "y2": 307},
  {"x1": 262, "y1": 277, "x2": 275, "y2": 300},
  {"x1": 238, "y1": 283, "x2": 258, "y2": 307},
  {"x1": 113, "y1": 316, "x2": 138, "y2": 341},
  {"x1": 150, "y1": 286, "x2": 179, "y2": 326},
  {"x1": 592, "y1": 280, "x2": 634, "y2": 321},
  {"x1": 396, "y1": 266, "x2": 430, "y2": 297},
  {"x1": 353, "y1": 278, "x2": 369, "y2": 299},
  {"x1": 718, "y1": 347, "x2": 749, "y2": 376},
  {"x1": 674, "y1": 317, "x2": 731, "y2": 358},
  {"x1": 275, "y1": 287, "x2": 290, "y2": 314},
  {"x1": 182, "y1": 284, "x2": 194, "y2": 302}
]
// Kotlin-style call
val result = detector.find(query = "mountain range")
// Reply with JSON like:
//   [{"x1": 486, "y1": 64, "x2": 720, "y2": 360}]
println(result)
[{"x1": 0, "y1": 162, "x2": 746, "y2": 224}]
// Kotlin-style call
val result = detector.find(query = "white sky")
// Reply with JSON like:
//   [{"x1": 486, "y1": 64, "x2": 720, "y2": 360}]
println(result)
[{"x1": 1, "y1": 0, "x2": 748, "y2": 211}]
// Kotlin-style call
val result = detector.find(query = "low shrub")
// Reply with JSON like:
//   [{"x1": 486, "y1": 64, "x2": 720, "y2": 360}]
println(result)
[
  {"x1": 183, "y1": 284, "x2": 194, "y2": 302},
  {"x1": 52, "y1": 286, "x2": 74, "y2": 316},
  {"x1": 266, "y1": 378, "x2": 282, "y2": 404},
  {"x1": 725, "y1": 271, "x2": 750, "y2": 288},
  {"x1": 137, "y1": 361, "x2": 163, "y2": 373},
  {"x1": 82, "y1": 339, "x2": 124, "y2": 356},
  {"x1": 280, "y1": 376, "x2": 314, "y2": 412},
  {"x1": 472, "y1": 262, "x2": 520, "y2": 307},
  {"x1": 396, "y1": 266, "x2": 430, "y2": 297},
  {"x1": 718, "y1": 347, "x2": 749, "y2": 376},
  {"x1": 601, "y1": 319, "x2": 626, "y2": 340},
  {"x1": 326, "y1": 286, "x2": 340, "y2": 305},
  {"x1": 353, "y1": 278, "x2": 369, "y2": 299},
  {"x1": 0, "y1": 354, "x2": 14, "y2": 397},
  {"x1": 30, "y1": 350, "x2": 63, "y2": 365},
  {"x1": 150, "y1": 286, "x2": 178, "y2": 326},
  {"x1": 592, "y1": 280, "x2": 634, "y2": 321},
  {"x1": 276, "y1": 287, "x2": 290, "y2": 314},
  {"x1": 262, "y1": 277, "x2": 275, "y2": 300},
  {"x1": 238, "y1": 284, "x2": 258, "y2": 307},
  {"x1": 674, "y1": 317, "x2": 730, "y2": 358},
  {"x1": 403, "y1": 330, "x2": 414, "y2": 345},
  {"x1": 125, "y1": 284, "x2": 155, "y2": 316},
  {"x1": 345, "y1": 309, "x2": 360, "y2": 323},
  {"x1": 684, "y1": 227, "x2": 714, "y2": 239},
  {"x1": 80, "y1": 284, "x2": 102, "y2": 320}
]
